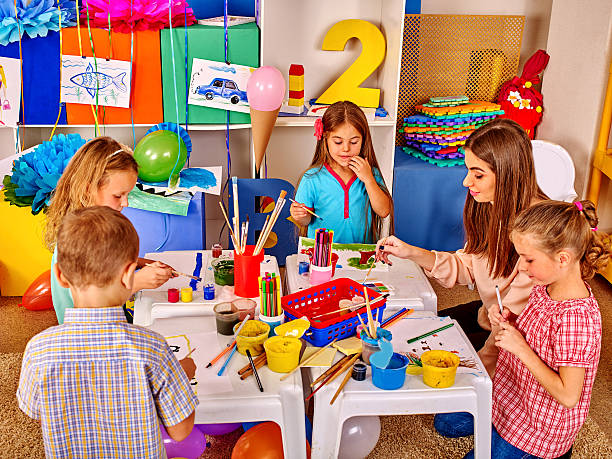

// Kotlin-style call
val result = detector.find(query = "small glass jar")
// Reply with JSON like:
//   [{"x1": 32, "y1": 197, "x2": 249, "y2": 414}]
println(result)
[{"x1": 212, "y1": 243, "x2": 223, "y2": 258}]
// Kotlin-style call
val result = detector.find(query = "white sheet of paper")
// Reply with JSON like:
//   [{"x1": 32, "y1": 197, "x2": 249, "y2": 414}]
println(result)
[
  {"x1": 165, "y1": 332, "x2": 233, "y2": 395},
  {"x1": 0, "y1": 57, "x2": 22, "y2": 128},
  {"x1": 187, "y1": 58, "x2": 253, "y2": 113},
  {"x1": 144, "y1": 251, "x2": 209, "y2": 292},
  {"x1": 391, "y1": 317, "x2": 481, "y2": 374},
  {"x1": 61, "y1": 55, "x2": 132, "y2": 108}
]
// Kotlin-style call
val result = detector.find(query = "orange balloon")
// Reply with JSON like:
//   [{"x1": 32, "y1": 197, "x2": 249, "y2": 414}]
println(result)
[
  {"x1": 231, "y1": 422, "x2": 310, "y2": 459},
  {"x1": 21, "y1": 270, "x2": 53, "y2": 311}
]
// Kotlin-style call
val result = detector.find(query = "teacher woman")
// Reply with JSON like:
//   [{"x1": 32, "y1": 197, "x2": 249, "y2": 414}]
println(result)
[{"x1": 376, "y1": 119, "x2": 547, "y2": 376}]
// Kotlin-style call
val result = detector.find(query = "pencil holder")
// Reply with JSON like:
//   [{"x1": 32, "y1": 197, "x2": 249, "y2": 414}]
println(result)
[
  {"x1": 234, "y1": 245, "x2": 264, "y2": 298},
  {"x1": 264, "y1": 336, "x2": 301, "y2": 373},
  {"x1": 309, "y1": 264, "x2": 332, "y2": 286},
  {"x1": 258, "y1": 312, "x2": 284, "y2": 337}
]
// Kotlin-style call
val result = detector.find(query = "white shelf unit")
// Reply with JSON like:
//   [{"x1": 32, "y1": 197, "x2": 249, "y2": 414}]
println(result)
[{"x1": 259, "y1": 0, "x2": 406, "y2": 189}]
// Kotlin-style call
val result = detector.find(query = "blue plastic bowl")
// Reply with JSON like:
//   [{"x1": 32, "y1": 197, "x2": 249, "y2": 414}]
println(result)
[{"x1": 371, "y1": 352, "x2": 409, "y2": 390}]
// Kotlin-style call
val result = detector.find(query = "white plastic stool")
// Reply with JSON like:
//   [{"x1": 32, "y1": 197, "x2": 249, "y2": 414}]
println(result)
[{"x1": 532, "y1": 140, "x2": 578, "y2": 202}]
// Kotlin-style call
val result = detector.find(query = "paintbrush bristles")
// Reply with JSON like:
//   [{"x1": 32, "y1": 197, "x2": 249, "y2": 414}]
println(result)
[{"x1": 365, "y1": 291, "x2": 376, "y2": 338}]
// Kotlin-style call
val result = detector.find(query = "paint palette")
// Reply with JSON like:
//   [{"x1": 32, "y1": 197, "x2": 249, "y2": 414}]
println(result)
[{"x1": 362, "y1": 281, "x2": 395, "y2": 295}]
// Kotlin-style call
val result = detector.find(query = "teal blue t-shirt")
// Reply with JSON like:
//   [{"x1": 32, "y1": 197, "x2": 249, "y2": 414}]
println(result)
[
  {"x1": 50, "y1": 248, "x2": 74, "y2": 324},
  {"x1": 294, "y1": 164, "x2": 385, "y2": 244}
]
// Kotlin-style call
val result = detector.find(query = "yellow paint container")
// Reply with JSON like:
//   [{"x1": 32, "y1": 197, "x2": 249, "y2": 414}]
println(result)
[
  {"x1": 421, "y1": 350, "x2": 460, "y2": 388},
  {"x1": 274, "y1": 318, "x2": 310, "y2": 338},
  {"x1": 180, "y1": 287, "x2": 193, "y2": 302},
  {"x1": 264, "y1": 336, "x2": 302, "y2": 373},
  {"x1": 234, "y1": 320, "x2": 270, "y2": 356}
]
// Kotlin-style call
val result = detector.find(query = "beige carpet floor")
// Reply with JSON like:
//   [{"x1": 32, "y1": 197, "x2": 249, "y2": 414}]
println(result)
[{"x1": 1, "y1": 277, "x2": 611, "y2": 458}]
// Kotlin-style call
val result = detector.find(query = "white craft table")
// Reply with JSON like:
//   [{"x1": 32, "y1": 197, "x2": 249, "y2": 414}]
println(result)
[
  {"x1": 134, "y1": 250, "x2": 280, "y2": 326},
  {"x1": 285, "y1": 254, "x2": 437, "y2": 312},
  {"x1": 308, "y1": 312, "x2": 491, "y2": 459},
  {"x1": 134, "y1": 250, "x2": 307, "y2": 459}
]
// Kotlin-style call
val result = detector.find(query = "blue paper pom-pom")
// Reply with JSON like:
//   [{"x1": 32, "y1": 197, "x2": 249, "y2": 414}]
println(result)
[
  {"x1": 0, "y1": 0, "x2": 72, "y2": 46},
  {"x1": 7, "y1": 133, "x2": 86, "y2": 214}
]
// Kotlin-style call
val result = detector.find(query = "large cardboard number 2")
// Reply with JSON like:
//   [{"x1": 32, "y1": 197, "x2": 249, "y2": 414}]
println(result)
[{"x1": 316, "y1": 19, "x2": 386, "y2": 108}]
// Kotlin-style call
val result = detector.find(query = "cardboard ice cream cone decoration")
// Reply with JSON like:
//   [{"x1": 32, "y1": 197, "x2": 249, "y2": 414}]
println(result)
[
  {"x1": 251, "y1": 106, "x2": 280, "y2": 172},
  {"x1": 247, "y1": 66, "x2": 286, "y2": 173}
]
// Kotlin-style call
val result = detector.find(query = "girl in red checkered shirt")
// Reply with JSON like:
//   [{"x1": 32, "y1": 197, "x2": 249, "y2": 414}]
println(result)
[{"x1": 435, "y1": 200, "x2": 608, "y2": 458}]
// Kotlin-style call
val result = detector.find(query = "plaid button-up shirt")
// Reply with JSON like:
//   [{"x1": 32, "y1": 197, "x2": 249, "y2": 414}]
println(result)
[
  {"x1": 17, "y1": 307, "x2": 198, "y2": 458},
  {"x1": 493, "y1": 284, "x2": 601, "y2": 458}
]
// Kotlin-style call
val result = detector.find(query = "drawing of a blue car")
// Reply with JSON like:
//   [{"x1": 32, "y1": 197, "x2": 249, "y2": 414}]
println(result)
[{"x1": 195, "y1": 78, "x2": 248, "y2": 104}]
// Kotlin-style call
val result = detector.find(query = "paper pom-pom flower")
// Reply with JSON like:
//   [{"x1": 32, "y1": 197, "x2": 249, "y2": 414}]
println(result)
[
  {"x1": 3, "y1": 133, "x2": 86, "y2": 215},
  {"x1": 58, "y1": 0, "x2": 79, "y2": 27},
  {"x1": 0, "y1": 0, "x2": 69, "y2": 46},
  {"x1": 80, "y1": 0, "x2": 196, "y2": 33},
  {"x1": 146, "y1": 122, "x2": 192, "y2": 157}
]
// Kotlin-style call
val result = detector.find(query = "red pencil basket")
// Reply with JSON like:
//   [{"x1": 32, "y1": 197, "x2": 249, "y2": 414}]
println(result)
[{"x1": 282, "y1": 278, "x2": 386, "y2": 346}]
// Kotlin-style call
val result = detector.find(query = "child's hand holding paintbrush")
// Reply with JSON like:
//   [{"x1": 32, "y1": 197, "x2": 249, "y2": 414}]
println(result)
[{"x1": 289, "y1": 199, "x2": 322, "y2": 226}]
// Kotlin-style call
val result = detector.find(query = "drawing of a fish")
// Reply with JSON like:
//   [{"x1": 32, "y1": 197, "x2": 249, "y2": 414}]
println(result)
[{"x1": 70, "y1": 63, "x2": 127, "y2": 98}]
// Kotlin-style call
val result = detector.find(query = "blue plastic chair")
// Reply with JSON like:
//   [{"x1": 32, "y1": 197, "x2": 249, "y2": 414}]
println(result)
[{"x1": 228, "y1": 178, "x2": 297, "y2": 267}]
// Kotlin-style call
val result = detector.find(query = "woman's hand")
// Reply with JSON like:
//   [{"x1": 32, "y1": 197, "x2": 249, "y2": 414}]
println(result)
[
  {"x1": 133, "y1": 261, "x2": 174, "y2": 292},
  {"x1": 348, "y1": 156, "x2": 375, "y2": 184},
  {"x1": 375, "y1": 235, "x2": 411, "y2": 265},
  {"x1": 494, "y1": 321, "x2": 529, "y2": 357},
  {"x1": 290, "y1": 201, "x2": 312, "y2": 226}
]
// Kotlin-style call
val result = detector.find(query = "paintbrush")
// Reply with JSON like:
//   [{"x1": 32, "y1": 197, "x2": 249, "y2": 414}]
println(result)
[
  {"x1": 311, "y1": 294, "x2": 388, "y2": 319},
  {"x1": 362, "y1": 262, "x2": 375, "y2": 284},
  {"x1": 355, "y1": 311, "x2": 372, "y2": 339},
  {"x1": 310, "y1": 354, "x2": 351, "y2": 387},
  {"x1": 330, "y1": 361, "x2": 356, "y2": 405},
  {"x1": 306, "y1": 353, "x2": 360, "y2": 401},
  {"x1": 280, "y1": 339, "x2": 337, "y2": 381},
  {"x1": 288, "y1": 198, "x2": 323, "y2": 220},
  {"x1": 365, "y1": 292, "x2": 376, "y2": 338},
  {"x1": 238, "y1": 352, "x2": 267, "y2": 375},
  {"x1": 184, "y1": 347, "x2": 197, "y2": 359}
]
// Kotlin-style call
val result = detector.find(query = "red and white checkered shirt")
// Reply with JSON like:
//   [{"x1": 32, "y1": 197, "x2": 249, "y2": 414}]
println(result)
[{"x1": 492, "y1": 284, "x2": 601, "y2": 458}]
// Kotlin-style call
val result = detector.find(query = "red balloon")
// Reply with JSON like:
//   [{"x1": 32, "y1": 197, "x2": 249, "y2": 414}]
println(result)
[
  {"x1": 21, "y1": 270, "x2": 53, "y2": 311},
  {"x1": 231, "y1": 422, "x2": 310, "y2": 459}
]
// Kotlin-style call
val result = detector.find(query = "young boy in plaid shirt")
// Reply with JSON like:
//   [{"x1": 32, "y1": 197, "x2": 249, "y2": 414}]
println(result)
[
  {"x1": 17, "y1": 206, "x2": 199, "y2": 458},
  {"x1": 435, "y1": 200, "x2": 607, "y2": 458}
]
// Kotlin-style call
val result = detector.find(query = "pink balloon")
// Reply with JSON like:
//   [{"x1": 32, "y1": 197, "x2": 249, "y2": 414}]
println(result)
[{"x1": 246, "y1": 66, "x2": 286, "y2": 111}]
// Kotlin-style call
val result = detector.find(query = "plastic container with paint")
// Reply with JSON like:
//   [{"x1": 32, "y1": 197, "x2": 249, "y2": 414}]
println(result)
[
  {"x1": 213, "y1": 302, "x2": 240, "y2": 336},
  {"x1": 232, "y1": 298, "x2": 256, "y2": 321},
  {"x1": 371, "y1": 352, "x2": 409, "y2": 390},
  {"x1": 233, "y1": 320, "x2": 270, "y2": 356},
  {"x1": 168, "y1": 288, "x2": 179, "y2": 303},
  {"x1": 421, "y1": 350, "x2": 460, "y2": 388},
  {"x1": 180, "y1": 287, "x2": 193, "y2": 303},
  {"x1": 211, "y1": 258, "x2": 234, "y2": 286},
  {"x1": 359, "y1": 326, "x2": 391, "y2": 365},
  {"x1": 264, "y1": 336, "x2": 302, "y2": 373}
]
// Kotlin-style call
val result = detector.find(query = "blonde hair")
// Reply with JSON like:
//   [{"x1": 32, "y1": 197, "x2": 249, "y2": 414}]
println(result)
[
  {"x1": 295, "y1": 101, "x2": 394, "y2": 242},
  {"x1": 45, "y1": 137, "x2": 138, "y2": 250},
  {"x1": 57, "y1": 206, "x2": 139, "y2": 288},
  {"x1": 512, "y1": 200, "x2": 610, "y2": 280},
  {"x1": 463, "y1": 118, "x2": 547, "y2": 278}
]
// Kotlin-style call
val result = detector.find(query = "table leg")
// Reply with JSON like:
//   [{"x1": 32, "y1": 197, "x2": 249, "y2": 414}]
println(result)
[
  {"x1": 311, "y1": 387, "x2": 344, "y2": 459},
  {"x1": 279, "y1": 383, "x2": 307, "y2": 459},
  {"x1": 473, "y1": 378, "x2": 492, "y2": 459}
]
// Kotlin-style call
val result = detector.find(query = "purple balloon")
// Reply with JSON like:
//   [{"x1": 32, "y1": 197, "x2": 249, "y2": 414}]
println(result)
[
  {"x1": 160, "y1": 424, "x2": 207, "y2": 459},
  {"x1": 246, "y1": 66, "x2": 286, "y2": 111},
  {"x1": 197, "y1": 422, "x2": 241, "y2": 436}
]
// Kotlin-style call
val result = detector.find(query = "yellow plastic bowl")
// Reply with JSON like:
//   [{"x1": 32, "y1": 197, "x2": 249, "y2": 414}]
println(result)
[
  {"x1": 264, "y1": 336, "x2": 302, "y2": 373},
  {"x1": 421, "y1": 350, "x2": 460, "y2": 388},
  {"x1": 234, "y1": 320, "x2": 270, "y2": 356}
]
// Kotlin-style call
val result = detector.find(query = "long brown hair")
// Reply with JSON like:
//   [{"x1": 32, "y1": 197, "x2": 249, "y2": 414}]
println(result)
[
  {"x1": 295, "y1": 101, "x2": 393, "y2": 242},
  {"x1": 463, "y1": 118, "x2": 547, "y2": 278},
  {"x1": 45, "y1": 137, "x2": 138, "y2": 251},
  {"x1": 512, "y1": 200, "x2": 610, "y2": 280}
]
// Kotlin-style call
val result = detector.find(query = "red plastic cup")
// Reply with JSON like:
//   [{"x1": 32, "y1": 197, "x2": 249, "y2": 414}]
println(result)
[{"x1": 234, "y1": 245, "x2": 264, "y2": 298}]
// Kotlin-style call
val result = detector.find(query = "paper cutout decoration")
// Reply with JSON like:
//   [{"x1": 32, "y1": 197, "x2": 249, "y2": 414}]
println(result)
[
  {"x1": 188, "y1": 58, "x2": 253, "y2": 114},
  {"x1": 0, "y1": 57, "x2": 21, "y2": 127},
  {"x1": 61, "y1": 55, "x2": 132, "y2": 108}
]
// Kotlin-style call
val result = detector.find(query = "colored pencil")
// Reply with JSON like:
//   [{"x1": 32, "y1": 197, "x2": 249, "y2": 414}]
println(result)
[
  {"x1": 495, "y1": 285, "x2": 504, "y2": 315},
  {"x1": 406, "y1": 323, "x2": 455, "y2": 344},
  {"x1": 289, "y1": 198, "x2": 322, "y2": 220},
  {"x1": 310, "y1": 354, "x2": 351, "y2": 387},
  {"x1": 381, "y1": 308, "x2": 407, "y2": 327},
  {"x1": 306, "y1": 353, "x2": 360, "y2": 401},
  {"x1": 330, "y1": 360, "x2": 355, "y2": 405},
  {"x1": 381, "y1": 309, "x2": 414, "y2": 329},
  {"x1": 280, "y1": 339, "x2": 338, "y2": 381},
  {"x1": 246, "y1": 349, "x2": 264, "y2": 392},
  {"x1": 217, "y1": 345, "x2": 238, "y2": 376}
]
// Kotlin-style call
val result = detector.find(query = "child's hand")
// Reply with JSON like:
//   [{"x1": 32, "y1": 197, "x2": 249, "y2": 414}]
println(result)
[
  {"x1": 290, "y1": 201, "x2": 312, "y2": 226},
  {"x1": 494, "y1": 321, "x2": 529, "y2": 357},
  {"x1": 348, "y1": 156, "x2": 374, "y2": 184},
  {"x1": 134, "y1": 262, "x2": 174, "y2": 290},
  {"x1": 375, "y1": 235, "x2": 411, "y2": 265},
  {"x1": 488, "y1": 304, "x2": 512, "y2": 328},
  {"x1": 179, "y1": 357, "x2": 196, "y2": 380}
]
